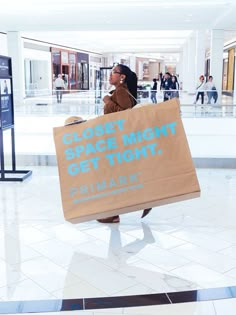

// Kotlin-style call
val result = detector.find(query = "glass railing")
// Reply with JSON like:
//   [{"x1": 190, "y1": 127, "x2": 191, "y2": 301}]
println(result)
[
  {"x1": 14, "y1": 89, "x2": 236, "y2": 119},
  {"x1": 1, "y1": 89, "x2": 235, "y2": 161}
]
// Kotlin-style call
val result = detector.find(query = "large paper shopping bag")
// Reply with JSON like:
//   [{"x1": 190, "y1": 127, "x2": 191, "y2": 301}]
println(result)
[{"x1": 53, "y1": 98, "x2": 200, "y2": 223}]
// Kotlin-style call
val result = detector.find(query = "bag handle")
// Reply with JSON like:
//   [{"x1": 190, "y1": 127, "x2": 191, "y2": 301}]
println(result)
[
  {"x1": 127, "y1": 90, "x2": 139, "y2": 105},
  {"x1": 196, "y1": 82, "x2": 204, "y2": 90}
]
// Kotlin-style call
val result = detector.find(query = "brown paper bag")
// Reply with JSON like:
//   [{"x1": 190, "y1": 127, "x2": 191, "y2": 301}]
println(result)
[{"x1": 53, "y1": 98, "x2": 200, "y2": 223}]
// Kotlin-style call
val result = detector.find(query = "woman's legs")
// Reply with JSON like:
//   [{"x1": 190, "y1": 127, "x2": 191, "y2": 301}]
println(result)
[
  {"x1": 97, "y1": 208, "x2": 152, "y2": 223},
  {"x1": 200, "y1": 92, "x2": 204, "y2": 104},
  {"x1": 151, "y1": 92, "x2": 157, "y2": 103},
  {"x1": 207, "y1": 91, "x2": 212, "y2": 104},
  {"x1": 97, "y1": 216, "x2": 120, "y2": 223},
  {"x1": 195, "y1": 92, "x2": 200, "y2": 104},
  {"x1": 141, "y1": 208, "x2": 152, "y2": 218}
]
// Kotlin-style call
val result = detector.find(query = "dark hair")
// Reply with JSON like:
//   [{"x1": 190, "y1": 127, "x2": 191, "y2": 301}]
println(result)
[
  {"x1": 117, "y1": 64, "x2": 137, "y2": 106},
  {"x1": 172, "y1": 75, "x2": 178, "y2": 82}
]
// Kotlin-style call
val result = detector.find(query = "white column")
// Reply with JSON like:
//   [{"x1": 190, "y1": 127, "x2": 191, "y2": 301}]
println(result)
[
  {"x1": 102, "y1": 53, "x2": 113, "y2": 67},
  {"x1": 175, "y1": 54, "x2": 183, "y2": 92},
  {"x1": 210, "y1": 29, "x2": 224, "y2": 104},
  {"x1": 113, "y1": 54, "x2": 121, "y2": 65},
  {"x1": 187, "y1": 32, "x2": 196, "y2": 94},
  {"x1": 181, "y1": 43, "x2": 188, "y2": 92},
  {"x1": 233, "y1": 58, "x2": 236, "y2": 116},
  {"x1": 0, "y1": 33, "x2": 8, "y2": 55},
  {"x1": 176, "y1": 52, "x2": 183, "y2": 80},
  {"x1": 138, "y1": 60, "x2": 143, "y2": 80},
  {"x1": 196, "y1": 30, "x2": 206, "y2": 77},
  {"x1": 7, "y1": 31, "x2": 25, "y2": 105},
  {"x1": 129, "y1": 55, "x2": 136, "y2": 72},
  {"x1": 159, "y1": 61, "x2": 165, "y2": 74}
]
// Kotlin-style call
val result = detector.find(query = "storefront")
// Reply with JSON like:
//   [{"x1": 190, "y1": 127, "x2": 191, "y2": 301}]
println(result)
[
  {"x1": 51, "y1": 48, "x2": 90, "y2": 91},
  {"x1": 77, "y1": 52, "x2": 89, "y2": 90},
  {"x1": 222, "y1": 48, "x2": 235, "y2": 95}
]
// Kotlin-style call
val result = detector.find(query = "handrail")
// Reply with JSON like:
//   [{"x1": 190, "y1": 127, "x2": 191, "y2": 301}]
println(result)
[{"x1": 13, "y1": 88, "x2": 235, "y2": 119}]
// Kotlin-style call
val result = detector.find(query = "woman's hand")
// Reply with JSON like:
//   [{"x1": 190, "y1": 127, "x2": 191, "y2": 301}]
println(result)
[{"x1": 103, "y1": 95, "x2": 110, "y2": 103}]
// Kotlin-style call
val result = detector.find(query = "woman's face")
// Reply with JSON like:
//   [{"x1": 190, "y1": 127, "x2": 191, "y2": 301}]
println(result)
[{"x1": 109, "y1": 66, "x2": 123, "y2": 85}]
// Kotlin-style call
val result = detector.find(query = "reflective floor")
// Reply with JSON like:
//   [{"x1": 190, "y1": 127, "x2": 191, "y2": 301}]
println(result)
[
  {"x1": 0, "y1": 166, "x2": 236, "y2": 314},
  {"x1": 1, "y1": 91, "x2": 236, "y2": 313}
]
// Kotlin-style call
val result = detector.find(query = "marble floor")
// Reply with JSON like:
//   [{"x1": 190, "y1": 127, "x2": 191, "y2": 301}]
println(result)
[
  {"x1": 0, "y1": 166, "x2": 236, "y2": 314},
  {"x1": 1, "y1": 91, "x2": 236, "y2": 313}
]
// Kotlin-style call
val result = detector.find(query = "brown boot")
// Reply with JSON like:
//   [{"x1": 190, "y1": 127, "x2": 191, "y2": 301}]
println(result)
[
  {"x1": 141, "y1": 208, "x2": 152, "y2": 218},
  {"x1": 97, "y1": 215, "x2": 120, "y2": 223}
]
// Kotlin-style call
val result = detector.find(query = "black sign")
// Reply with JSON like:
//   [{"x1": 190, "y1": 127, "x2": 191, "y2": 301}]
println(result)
[
  {"x1": 0, "y1": 78, "x2": 13, "y2": 129},
  {"x1": 78, "y1": 52, "x2": 89, "y2": 63},
  {"x1": 0, "y1": 56, "x2": 11, "y2": 78}
]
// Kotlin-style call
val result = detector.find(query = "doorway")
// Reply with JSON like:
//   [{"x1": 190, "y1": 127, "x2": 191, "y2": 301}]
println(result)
[
  {"x1": 96, "y1": 67, "x2": 112, "y2": 100},
  {"x1": 62, "y1": 65, "x2": 69, "y2": 90},
  {"x1": 78, "y1": 62, "x2": 89, "y2": 90}
]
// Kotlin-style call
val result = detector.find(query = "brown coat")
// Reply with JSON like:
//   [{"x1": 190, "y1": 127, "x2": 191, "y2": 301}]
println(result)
[{"x1": 104, "y1": 83, "x2": 135, "y2": 114}]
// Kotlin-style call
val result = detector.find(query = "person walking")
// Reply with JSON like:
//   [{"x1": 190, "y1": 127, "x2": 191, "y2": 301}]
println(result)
[
  {"x1": 205, "y1": 76, "x2": 217, "y2": 104},
  {"x1": 194, "y1": 75, "x2": 205, "y2": 105},
  {"x1": 170, "y1": 75, "x2": 179, "y2": 99},
  {"x1": 150, "y1": 78, "x2": 157, "y2": 103},
  {"x1": 161, "y1": 72, "x2": 172, "y2": 101},
  {"x1": 97, "y1": 64, "x2": 152, "y2": 223},
  {"x1": 54, "y1": 74, "x2": 65, "y2": 103}
]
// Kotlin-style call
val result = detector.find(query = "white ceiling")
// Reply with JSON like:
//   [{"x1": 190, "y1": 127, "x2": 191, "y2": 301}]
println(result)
[{"x1": 1, "y1": 0, "x2": 236, "y2": 61}]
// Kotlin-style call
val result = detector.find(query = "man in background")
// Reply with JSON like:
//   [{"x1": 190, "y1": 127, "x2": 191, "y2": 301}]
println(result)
[
  {"x1": 54, "y1": 74, "x2": 65, "y2": 103},
  {"x1": 150, "y1": 78, "x2": 157, "y2": 103}
]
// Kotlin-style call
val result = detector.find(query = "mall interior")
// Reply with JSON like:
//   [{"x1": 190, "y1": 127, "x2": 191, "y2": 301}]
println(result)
[{"x1": 1, "y1": 1, "x2": 236, "y2": 314}]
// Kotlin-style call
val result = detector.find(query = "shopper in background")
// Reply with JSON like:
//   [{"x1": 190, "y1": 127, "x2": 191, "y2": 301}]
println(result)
[
  {"x1": 150, "y1": 78, "x2": 157, "y2": 103},
  {"x1": 98, "y1": 63, "x2": 152, "y2": 223},
  {"x1": 170, "y1": 75, "x2": 179, "y2": 99},
  {"x1": 194, "y1": 75, "x2": 205, "y2": 105},
  {"x1": 161, "y1": 72, "x2": 172, "y2": 101},
  {"x1": 205, "y1": 75, "x2": 217, "y2": 104},
  {"x1": 54, "y1": 74, "x2": 65, "y2": 103}
]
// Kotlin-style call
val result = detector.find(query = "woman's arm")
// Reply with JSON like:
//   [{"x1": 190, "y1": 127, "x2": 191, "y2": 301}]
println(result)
[{"x1": 104, "y1": 87, "x2": 133, "y2": 114}]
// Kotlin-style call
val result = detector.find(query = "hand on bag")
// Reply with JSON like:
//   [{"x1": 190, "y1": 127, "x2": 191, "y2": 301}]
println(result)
[
  {"x1": 103, "y1": 95, "x2": 110, "y2": 103},
  {"x1": 64, "y1": 116, "x2": 83, "y2": 126}
]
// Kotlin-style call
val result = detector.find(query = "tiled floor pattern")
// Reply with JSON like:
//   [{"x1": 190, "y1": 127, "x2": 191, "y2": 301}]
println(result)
[{"x1": 0, "y1": 167, "x2": 236, "y2": 314}]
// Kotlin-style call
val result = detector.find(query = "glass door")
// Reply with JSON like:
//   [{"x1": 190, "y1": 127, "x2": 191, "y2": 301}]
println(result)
[
  {"x1": 62, "y1": 65, "x2": 69, "y2": 91},
  {"x1": 78, "y1": 62, "x2": 89, "y2": 90},
  {"x1": 98, "y1": 67, "x2": 112, "y2": 99}
]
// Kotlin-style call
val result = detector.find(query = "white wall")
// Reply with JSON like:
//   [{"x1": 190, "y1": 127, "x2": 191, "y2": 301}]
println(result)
[
  {"x1": 0, "y1": 33, "x2": 7, "y2": 56},
  {"x1": 183, "y1": 118, "x2": 236, "y2": 158},
  {"x1": 24, "y1": 48, "x2": 52, "y2": 94}
]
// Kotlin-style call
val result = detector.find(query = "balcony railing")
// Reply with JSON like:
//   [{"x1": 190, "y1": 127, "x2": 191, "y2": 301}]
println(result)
[{"x1": 15, "y1": 89, "x2": 236, "y2": 119}]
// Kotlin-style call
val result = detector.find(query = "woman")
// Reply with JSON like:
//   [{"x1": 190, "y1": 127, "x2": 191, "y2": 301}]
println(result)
[
  {"x1": 205, "y1": 75, "x2": 217, "y2": 104},
  {"x1": 150, "y1": 78, "x2": 157, "y2": 103},
  {"x1": 194, "y1": 75, "x2": 205, "y2": 105},
  {"x1": 97, "y1": 64, "x2": 152, "y2": 223},
  {"x1": 170, "y1": 75, "x2": 179, "y2": 99},
  {"x1": 103, "y1": 64, "x2": 137, "y2": 113}
]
